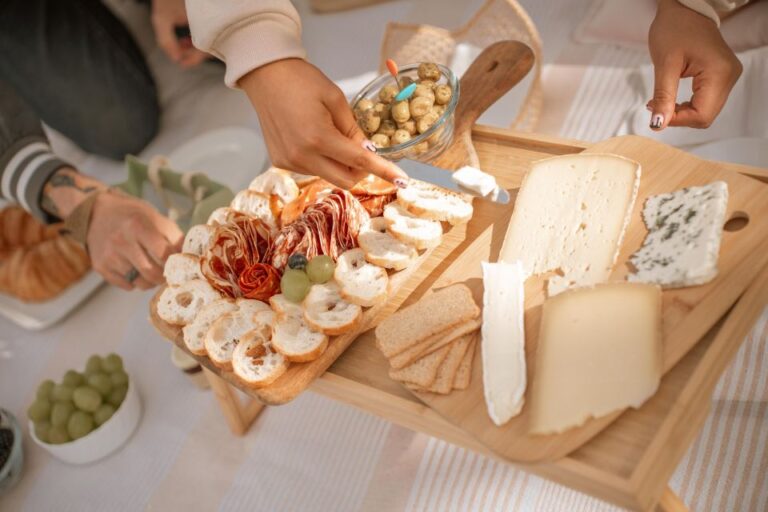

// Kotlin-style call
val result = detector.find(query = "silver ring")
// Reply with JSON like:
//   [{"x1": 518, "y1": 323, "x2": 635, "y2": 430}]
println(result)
[{"x1": 125, "y1": 267, "x2": 139, "y2": 284}]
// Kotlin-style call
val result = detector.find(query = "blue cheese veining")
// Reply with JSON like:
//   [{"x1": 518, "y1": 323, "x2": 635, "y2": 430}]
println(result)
[{"x1": 628, "y1": 181, "x2": 728, "y2": 288}]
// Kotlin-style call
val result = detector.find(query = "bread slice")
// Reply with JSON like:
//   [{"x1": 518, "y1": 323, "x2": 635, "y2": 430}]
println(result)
[
  {"x1": 182, "y1": 224, "x2": 214, "y2": 256},
  {"x1": 358, "y1": 217, "x2": 418, "y2": 271},
  {"x1": 232, "y1": 333, "x2": 288, "y2": 389},
  {"x1": 164, "y1": 253, "x2": 204, "y2": 285},
  {"x1": 235, "y1": 298, "x2": 271, "y2": 317},
  {"x1": 428, "y1": 333, "x2": 474, "y2": 394},
  {"x1": 271, "y1": 306, "x2": 329, "y2": 362},
  {"x1": 248, "y1": 167, "x2": 300, "y2": 204},
  {"x1": 397, "y1": 180, "x2": 473, "y2": 225},
  {"x1": 157, "y1": 280, "x2": 220, "y2": 326},
  {"x1": 303, "y1": 282, "x2": 362, "y2": 335},
  {"x1": 388, "y1": 318, "x2": 481, "y2": 369},
  {"x1": 334, "y1": 249, "x2": 389, "y2": 307},
  {"x1": 230, "y1": 190, "x2": 277, "y2": 228},
  {"x1": 182, "y1": 298, "x2": 237, "y2": 355},
  {"x1": 375, "y1": 283, "x2": 479, "y2": 358},
  {"x1": 207, "y1": 206, "x2": 235, "y2": 226},
  {"x1": 383, "y1": 203, "x2": 442, "y2": 250},
  {"x1": 204, "y1": 308, "x2": 274, "y2": 370},
  {"x1": 388, "y1": 344, "x2": 452, "y2": 388},
  {"x1": 269, "y1": 293, "x2": 295, "y2": 316},
  {"x1": 453, "y1": 336, "x2": 477, "y2": 390}
]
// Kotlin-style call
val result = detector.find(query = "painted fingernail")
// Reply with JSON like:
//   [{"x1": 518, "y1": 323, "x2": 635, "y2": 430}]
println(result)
[
  {"x1": 394, "y1": 178, "x2": 409, "y2": 189},
  {"x1": 362, "y1": 140, "x2": 377, "y2": 153},
  {"x1": 650, "y1": 113, "x2": 664, "y2": 130},
  {"x1": 645, "y1": 104, "x2": 653, "y2": 112}
]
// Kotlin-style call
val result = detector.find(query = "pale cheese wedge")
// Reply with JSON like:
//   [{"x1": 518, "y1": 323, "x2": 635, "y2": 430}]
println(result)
[
  {"x1": 481, "y1": 261, "x2": 527, "y2": 426},
  {"x1": 500, "y1": 154, "x2": 640, "y2": 296},
  {"x1": 529, "y1": 282, "x2": 662, "y2": 435}
]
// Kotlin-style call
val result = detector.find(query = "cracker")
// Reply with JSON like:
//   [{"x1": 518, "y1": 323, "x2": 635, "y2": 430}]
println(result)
[
  {"x1": 453, "y1": 336, "x2": 477, "y2": 390},
  {"x1": 388, "y1": 343, "x2": 452, "y2": 388},
  {"x1": 388, "y1": 319, "x2": 480, "y2": 370}
]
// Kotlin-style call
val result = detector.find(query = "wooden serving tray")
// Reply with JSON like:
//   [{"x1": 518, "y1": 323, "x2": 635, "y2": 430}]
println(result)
[{"x1": 393, "y1": 133, "x2": 768, "y2": 463}]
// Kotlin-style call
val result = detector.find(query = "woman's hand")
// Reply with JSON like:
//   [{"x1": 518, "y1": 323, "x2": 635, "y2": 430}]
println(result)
[
  {"x1": 647, "y1": 0, "x2": 742, "y2": 130},
  {"x1": 239, "y1": 58, "x2": 408, "y2": 189},
  {"x1": 151, "y1": 0, "x2": 208, "y2": 69},
  {"x1": 87, "y1": 192, "x2": 183, "y2": 290}
]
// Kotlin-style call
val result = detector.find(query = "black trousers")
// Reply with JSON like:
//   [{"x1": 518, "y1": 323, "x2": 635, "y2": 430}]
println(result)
[{"x1": 0, "y1": 0, "x2": 159, "y2": 160}]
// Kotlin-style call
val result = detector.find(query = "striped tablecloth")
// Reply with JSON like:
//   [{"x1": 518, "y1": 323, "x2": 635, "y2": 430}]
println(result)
[{"x1": 0, "y1": 0, "x2": 765, "y2": 510}]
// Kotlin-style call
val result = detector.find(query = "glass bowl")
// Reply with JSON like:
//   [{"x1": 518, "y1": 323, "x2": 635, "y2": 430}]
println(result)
[
  {"x1": 0, "y1": 408, "x2": 23, "y2": 495},
  {"x1": 351, "y1": 63, "x2": 459, "y2": 162}
]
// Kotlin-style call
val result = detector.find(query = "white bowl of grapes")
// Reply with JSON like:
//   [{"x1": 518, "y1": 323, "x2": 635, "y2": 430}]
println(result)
[{"x1": 26, "y1": 354, "x2": 141, "y2": 465}]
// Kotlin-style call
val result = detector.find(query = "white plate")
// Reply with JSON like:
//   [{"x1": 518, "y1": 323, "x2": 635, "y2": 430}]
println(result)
[
  {"x1": 0, "y1": 272, "x2": 104, "y2": 331},
  {"x1": 167, "y1": 126, "x2": 269, "y2": 193}
]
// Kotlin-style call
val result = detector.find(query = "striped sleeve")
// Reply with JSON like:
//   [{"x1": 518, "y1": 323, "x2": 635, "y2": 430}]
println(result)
[{"x1": 0, "y1": 80, "x2": 69, "y2": 221}]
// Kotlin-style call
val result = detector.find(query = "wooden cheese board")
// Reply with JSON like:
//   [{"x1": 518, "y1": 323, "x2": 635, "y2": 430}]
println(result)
[
  {"x1": 402, "y1": 133, "x2": 768, "y2": 463},
  {"x1": 150, "y1": 41, "x2": 535, "y2": 406}
]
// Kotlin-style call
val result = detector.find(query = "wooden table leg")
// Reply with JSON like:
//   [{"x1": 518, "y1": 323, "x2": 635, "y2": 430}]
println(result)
[
  {"x1": 203, "y1": 367, "x2": 266, "y2": 436},
  {"x1": 656, "y1": 487, "x2": 689, "y2": 512}
]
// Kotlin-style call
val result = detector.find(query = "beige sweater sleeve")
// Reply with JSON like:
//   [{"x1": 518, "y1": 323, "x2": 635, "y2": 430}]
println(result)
[
  {"x1": 676, "y1": 0, "x2": 751, "y2": 26},
  {"x1": 185, "y1": 0, "x2": 306, "y2": 87}
]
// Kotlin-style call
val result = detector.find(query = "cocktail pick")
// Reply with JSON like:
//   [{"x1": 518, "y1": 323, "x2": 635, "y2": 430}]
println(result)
[
  {"x1": 386, "y1": 59, "x2": 399, "y2": 81},
  {"x1": 394, "y1": 83, "x2": 417, "y2": 102}
]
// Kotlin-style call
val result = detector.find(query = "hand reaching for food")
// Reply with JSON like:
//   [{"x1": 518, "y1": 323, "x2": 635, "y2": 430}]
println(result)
[
  {"x1": 151, "y1": 0, "x2": 208, "y2": 68},
  {"x1": 647, "y1": 0, "x2": 742, "y2": 130},
  {"x1": 239, "y1": 58, "x2": 408, "y2": 189}
]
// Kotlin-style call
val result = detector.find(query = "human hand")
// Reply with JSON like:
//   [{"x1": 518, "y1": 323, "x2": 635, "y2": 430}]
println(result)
[
  {"x1": 647, "y1": 0, "x2": 742, "y2": 130},
  {"x1": 151, "y1": 0, "x2": 208, "y2": 68},
  {"x1": 87, "y1": 192, "x2": 183, "y2": 290},
  {"x1": 239, "y1": 58, "x2": 408, "y2": 189}
]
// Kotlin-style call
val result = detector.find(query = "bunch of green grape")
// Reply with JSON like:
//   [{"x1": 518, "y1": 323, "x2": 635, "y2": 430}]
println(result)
[
  {"x1": 280, "y1": 253, "x2": 336, "y2": 303},
  {"x1": 27, "y1": 354, "x2": 129, "y2": 444}
]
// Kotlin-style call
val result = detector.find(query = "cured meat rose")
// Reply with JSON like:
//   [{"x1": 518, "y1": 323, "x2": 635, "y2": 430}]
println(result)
[
  {"x1": 270, "y1": 189, "x2": 370, "y2": 270},
  {"x1": 201, "y1": 214, "x2": 274, "y2": 297},
  {"x1": 239, "y1": 263, "x2": 282, "y2": 301}
]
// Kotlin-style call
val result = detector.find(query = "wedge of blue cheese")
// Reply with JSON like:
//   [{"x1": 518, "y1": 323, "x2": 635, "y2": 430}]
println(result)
[{"x1": 629, "y1": 181, "x2": 728, "y2": 288}]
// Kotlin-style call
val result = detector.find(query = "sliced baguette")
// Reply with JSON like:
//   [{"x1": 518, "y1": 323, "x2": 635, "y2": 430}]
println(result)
[
  {"x1": 375, "y1": 283, "x2": 479, "y2": 358},
  {"x1": 163, "y1": 253, "x2": 204, "y2": 285},
  {"x1": 358, "y1": 217, "x2": 418, "y2": 271},
  {"x1": 271, "y1": 306, "x2": 329, "y2": 362},
  {"x1": 303, "y1": 282, "x2": 362, "y2": 335},
  {"x1": 230, "y1": 190, "x2": 277, "y2": 228},
  {"x1": 383, "y1": 203, "x2": 442, "y2": 250},
  {"x1": 248, "y1": 167, "x2": 300, "y2": 204},
  {"x1": 204, "y1": 309, "x2": 274, "y2": 370},
  {"x1": 232, "y1": 333, "x2": 288, "y2": 389},
  {"x1": 269, "y1": 293, "x2": 296, "y2": 316},
  {"x1": 207, "y1": 206, "x2": 235, "y2": 226},
  {"x1": 235, "y1": 298, "x2": 271, "y2": 317},
  {"x1": 388, "y1": 318, "x2": 481, "y2": 369},
  {"x1": 157, "y1": 280, "x2": 220, "y2": 326},
  {"x1": 388, "y1": 344, "x2": 452, "y2": 388},
  {"x1": 182, "y1": 224, "x2": 214, "y2": 256},
  {"x1": 182, "y1": 298, "x2": 237, "y2": 355},
  {"x1": 334, "y1": 249, "x2": 389, "y2": 307},
  {"x1": 397, "y1": 180, "x2": 473, "y2": 225}
]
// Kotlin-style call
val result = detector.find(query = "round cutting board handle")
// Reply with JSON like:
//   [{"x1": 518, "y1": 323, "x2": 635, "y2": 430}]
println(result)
[{"x1": 434, "y1": 40, "x2": 534, "y2": 169}]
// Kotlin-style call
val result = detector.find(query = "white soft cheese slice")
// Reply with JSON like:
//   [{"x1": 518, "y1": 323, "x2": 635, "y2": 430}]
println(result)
[
  {"x1": 481, "y1": 261, "x2": 527, "y2": 426},
  {"x1": 529, "y1": 282, "x2": 662, "y2": 435},
  {"x1": 500, "y1": 154, "x2": 640, "y2": 296},
  {"x1": 628, "y1": 181, "x2": 728, "y2": 288},
  {"x1": 452, "y1": 165, "x2": 497, "y2": 197}
]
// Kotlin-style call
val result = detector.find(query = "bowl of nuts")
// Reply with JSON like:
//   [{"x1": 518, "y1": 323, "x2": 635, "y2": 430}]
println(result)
[{"x1": 351, "y1": 62, "x2": 459, "y2": 162}]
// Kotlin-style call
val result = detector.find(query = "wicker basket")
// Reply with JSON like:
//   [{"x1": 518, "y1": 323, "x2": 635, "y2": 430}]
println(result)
[{"x1": 379, "y1": 0, "x2": 543, "y2": 132}]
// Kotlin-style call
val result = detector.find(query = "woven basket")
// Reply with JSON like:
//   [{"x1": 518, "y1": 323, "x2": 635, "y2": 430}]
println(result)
[{"x1": 379, "y1": 0, "x2": 543, "y2": 132}]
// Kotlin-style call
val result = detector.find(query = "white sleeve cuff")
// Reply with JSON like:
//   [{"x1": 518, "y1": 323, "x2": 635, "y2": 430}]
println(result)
[{"x1": 677, "y1": 0, "x2": 722, "y2": 26}]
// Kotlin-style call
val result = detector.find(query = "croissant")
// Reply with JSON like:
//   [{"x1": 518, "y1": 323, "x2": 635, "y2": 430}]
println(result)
[{"x1": 0, "y1": 206, "x2": 91, "y2": 302}]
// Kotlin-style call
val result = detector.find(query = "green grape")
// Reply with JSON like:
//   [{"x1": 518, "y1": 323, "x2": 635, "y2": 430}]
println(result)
[
  {"x1": 280, "y1": 269, "x2": 311, "y2": 303},
  {"x1": 85, "y1": 355, "x2": 103, "y2": 374},
  {"x1": 51, "y1": 401, "x2": 75, "y2": 428},
  {"x1": 27, "y1": 399, "x2": 52, "y2": 422},
  {"x1": 36, "y1": 379, "x2": 55, "y2": 401},
  {"x1": 87, "y1": 372, "x2": 113, "y2": 397},
  {"x1": 67, "y1": 411, "x2": 95, "y2": 440},
  {"x1": 62, "y1": 370, "x2": 85, "y2": 388},
  {"x1": 94, "y1": 404, "x2": 116, "y2": 426},
  {"x1": 34, "y1": 421, "x2": 51, "y2": 443},
  {"x1": 110, "y1": 370, "x2": 129, "y2": 387},
  {"x1": 108, "y1": 384, "x2": 128, "y2": 407},
  {"x1": 51, "y1": 384, "x2": 74, "y2": 402},
  {"x1": 47, "y1": 426, "x2": 71, "y2": 445},
  {"x1": 103, "y1": 353, "x2": 123, "y2": 373},
  {"x1": 73, "y1": 386, "x2": 102, "y2": 412},
  {"x1": 306, "y1": 255, "x2": 335, "y2": 284}
]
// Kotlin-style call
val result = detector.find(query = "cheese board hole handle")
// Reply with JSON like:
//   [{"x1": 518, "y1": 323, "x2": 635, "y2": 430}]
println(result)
[
  {"x1": 724, "y1": 211, "x2": 749, "y2": 232},
  {"x1": 453, "y1": 40, "x2": 535, "y2": 137}
]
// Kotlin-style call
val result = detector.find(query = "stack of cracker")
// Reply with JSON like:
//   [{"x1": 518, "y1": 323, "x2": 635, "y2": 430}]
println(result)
[{"x1": 375, "y1": 284, "x2": 480, "y2": 394}]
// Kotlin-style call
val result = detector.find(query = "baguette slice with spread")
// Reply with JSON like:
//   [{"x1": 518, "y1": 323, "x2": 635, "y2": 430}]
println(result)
[{"x1": 397, "y1": 180, "x2": 473, "y2": 225}]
